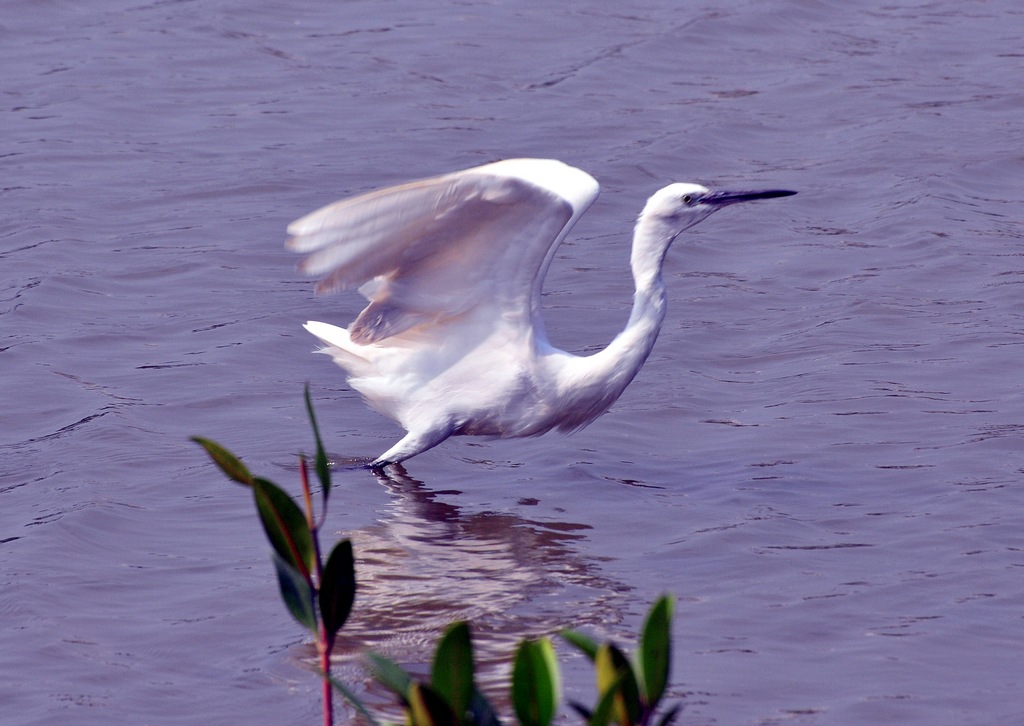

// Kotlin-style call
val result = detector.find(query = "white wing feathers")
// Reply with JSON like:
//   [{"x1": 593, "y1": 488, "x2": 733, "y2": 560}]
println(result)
[{"x1": 287, "y1": 159, "x2": 599, "y2": 345}]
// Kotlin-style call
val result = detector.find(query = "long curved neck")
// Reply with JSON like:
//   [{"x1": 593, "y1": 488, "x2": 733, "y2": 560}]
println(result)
[
  {"x1": 601, "y1": 215, "x2": 674, "y2": 378},
  {"x1": 564, "y1": 215, "x2": 675, "y2": 405}
]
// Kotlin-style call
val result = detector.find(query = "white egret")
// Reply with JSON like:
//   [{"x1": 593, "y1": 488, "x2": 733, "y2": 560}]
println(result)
[{"x1": 287, "y1": 159, "x2": 794, "y2": 466}]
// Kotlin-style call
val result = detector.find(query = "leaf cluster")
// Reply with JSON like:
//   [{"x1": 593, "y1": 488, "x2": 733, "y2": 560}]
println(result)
[
  {"x1": 361, "y1": 597, "x2": 677, "y2": 726},
  {"x1": 366, "y1": 623, "x2": 561, "y2": 726},
  {"x1": 561, "y1": 597, "x2": 679, "y2": 726}
]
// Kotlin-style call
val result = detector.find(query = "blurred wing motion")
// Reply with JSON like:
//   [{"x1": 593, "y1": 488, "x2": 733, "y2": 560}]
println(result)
[{"x1": 287, "y1": 159, "x2": 600, "y2": 345}]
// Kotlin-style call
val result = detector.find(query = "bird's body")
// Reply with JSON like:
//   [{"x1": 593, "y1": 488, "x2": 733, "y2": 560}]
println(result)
[{"x1": 288, "y1": 159, "x2": 794, "y2": 466}]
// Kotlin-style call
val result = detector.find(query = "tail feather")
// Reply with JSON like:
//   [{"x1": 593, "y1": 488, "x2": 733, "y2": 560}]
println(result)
[{"x1": 303, "y1": 320, "x2": 374, "y2": 378}]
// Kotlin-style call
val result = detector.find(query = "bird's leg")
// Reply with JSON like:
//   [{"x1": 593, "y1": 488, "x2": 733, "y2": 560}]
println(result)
[{"x1": 370, "y1": 425, "x2": 455, "y2": 468}]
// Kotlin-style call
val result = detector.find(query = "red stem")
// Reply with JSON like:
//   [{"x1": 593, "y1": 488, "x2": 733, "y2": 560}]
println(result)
[
  {"x1": 299, "y1": 455, "x2": 316, "y2": 533},
  {"x1": 319, "y1": 627, "x2": 333, "y2": 726},
  {"x1": 301, "y1": 455, "x2": 332, "y2": 726}
]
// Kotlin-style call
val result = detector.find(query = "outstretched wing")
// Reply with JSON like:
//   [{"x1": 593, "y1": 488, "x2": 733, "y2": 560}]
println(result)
[{"x1": 287, "y1": 159, "x2": 599, "y2": 344}]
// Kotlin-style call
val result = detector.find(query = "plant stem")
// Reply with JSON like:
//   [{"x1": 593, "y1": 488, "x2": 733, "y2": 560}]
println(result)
[
  {"x1": 300, "y1": 454, "x2": 333, "y2": 726},
  {"x1": 319, "y1": 630, "x2": 334, "y2": 726},
  {"x1": 300, "y1": 455, "x2": 326, "y2": 586},
  {"x1": 299, "y1": 455, "x2": 316, "y2": 533}
]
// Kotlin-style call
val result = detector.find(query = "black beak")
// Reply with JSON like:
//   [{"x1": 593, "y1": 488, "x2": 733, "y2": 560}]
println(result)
[{"x1": 704, "y1": 189, "x2": 797, "y2": 206}]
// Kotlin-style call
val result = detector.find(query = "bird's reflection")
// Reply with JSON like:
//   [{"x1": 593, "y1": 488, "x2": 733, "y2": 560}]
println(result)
[{"x1": 325, "y1": 463, "x2": 628, "y2": 697}]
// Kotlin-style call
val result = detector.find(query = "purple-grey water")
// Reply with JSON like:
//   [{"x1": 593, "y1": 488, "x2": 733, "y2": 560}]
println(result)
[{"x1": 3, "y1": 1, "x2": 1023, "y2": 724}]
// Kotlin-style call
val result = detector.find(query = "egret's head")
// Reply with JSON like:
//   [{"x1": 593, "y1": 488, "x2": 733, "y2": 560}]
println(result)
[{"x1": 642, "y1": 182, "x2": 797, "y2": 237}]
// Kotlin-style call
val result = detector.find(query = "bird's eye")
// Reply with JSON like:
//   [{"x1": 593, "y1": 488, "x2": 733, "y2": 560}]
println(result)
[{"x1": 681, "y1": 194, "x2": 695, "y2": 205}]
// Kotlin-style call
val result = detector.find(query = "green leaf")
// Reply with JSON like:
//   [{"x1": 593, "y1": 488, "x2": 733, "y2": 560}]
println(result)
[
  {"x1": 320, "y1": 539, "x2": 356, "y2": 643},
  {"x1": 638, "y1": 595, "x2": 674, "y2": 709},
  {"x1": 595, "y1": 643, "x2": 640, "y2": 726},
  {"x1": 560, "y1": 629, "x2": 600, "y2": 661},
  {"x1": 431, "y1": 621, "x2": 474, "y2": 722},
  {"x1": 272, "y1": 552, "x2": 317, "y2": 632},
  {"x1": 366, "y1": 652, "x2": 414, "y2": 702},
  {"x1": 328, "y1": 674, "x2": 382, "y2": 726},
  {"x1": 304, "y1": 384, "x2": 332, "y2": 498},
  {"x1": 190, "y1": 436, "x2": 254, "y2": 486},
  {"x1": 408, "y1": 681, "x2": 458, "y2": 726},
  {"x1": 252, "y1": 477, "x2": 316, "y2": 581},
  {"x1": 511, "y1": 638, "x2": 560, "y2": 726}
]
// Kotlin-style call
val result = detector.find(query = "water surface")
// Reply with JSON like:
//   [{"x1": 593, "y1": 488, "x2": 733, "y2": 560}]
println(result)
[{"x1": 3, "y1": 1, "x2": 1023, "y2": 723}]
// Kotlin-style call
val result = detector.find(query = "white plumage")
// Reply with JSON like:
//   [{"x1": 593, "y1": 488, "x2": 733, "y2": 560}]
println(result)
[{"x1": 287, "y1": 159, "x2": 794, "y2": 466}]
